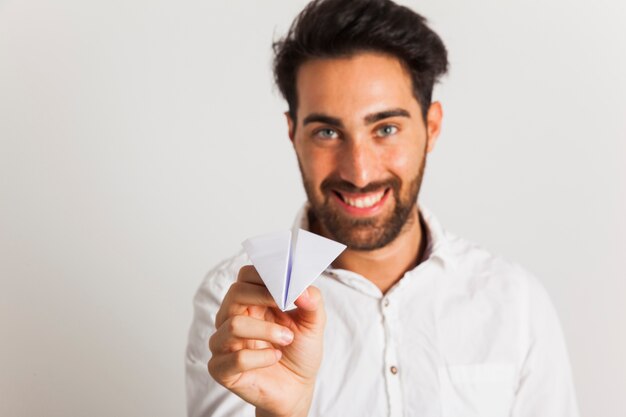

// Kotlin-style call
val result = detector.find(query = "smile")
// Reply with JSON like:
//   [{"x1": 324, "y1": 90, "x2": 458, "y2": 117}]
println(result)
[{"x1": 332, "y1": 188, "x2": 390, "y2": 214}]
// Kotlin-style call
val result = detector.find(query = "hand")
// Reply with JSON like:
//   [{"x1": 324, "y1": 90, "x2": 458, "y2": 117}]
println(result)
[{"x1": 208, "y1": 265, "x2": 326, "y2": 417}]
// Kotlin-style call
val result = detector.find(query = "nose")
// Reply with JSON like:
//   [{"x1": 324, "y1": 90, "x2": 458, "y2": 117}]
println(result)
[{"x1": 337, "y1": 139, "x2": 380, "y2": 189}]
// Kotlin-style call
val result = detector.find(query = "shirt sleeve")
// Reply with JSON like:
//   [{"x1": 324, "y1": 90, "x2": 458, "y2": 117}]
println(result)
[
  {"x1": 511, "y1": 275, "x2": 580, "y2": 417},
  {"x1": 185, "y1": 258, "x2": 255, "y2": 417}
]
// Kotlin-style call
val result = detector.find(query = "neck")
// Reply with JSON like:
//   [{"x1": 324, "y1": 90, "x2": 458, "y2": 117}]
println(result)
[{"x1": 316, "y1": 207, "x2": 426, "y2": 294}]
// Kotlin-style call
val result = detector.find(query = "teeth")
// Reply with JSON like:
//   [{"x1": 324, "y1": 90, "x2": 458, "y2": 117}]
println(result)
[{"x1": 342, "y1": 190, "x2": 385, "y2": 208}]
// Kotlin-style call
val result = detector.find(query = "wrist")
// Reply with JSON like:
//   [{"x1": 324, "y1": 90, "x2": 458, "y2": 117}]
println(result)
[
  {"x1": 256, "y1": 406, "x2": 309, "y2": 417},
  {"x1": 255, "y1": 386, "x2": 314, "y2": 417},
  {"x1": 256, "y1": 410, "x2": 308, "y2": 417}
]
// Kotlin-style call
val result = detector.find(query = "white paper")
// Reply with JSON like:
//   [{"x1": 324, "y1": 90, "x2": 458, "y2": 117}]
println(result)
[{"x1": 242, "y1": 229, "x2": 346, "y2": 311}]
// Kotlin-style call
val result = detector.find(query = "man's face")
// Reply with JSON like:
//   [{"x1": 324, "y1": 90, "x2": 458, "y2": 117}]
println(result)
[{"x1": 287, "y1": 52, "x2": 441, "y2": 250}]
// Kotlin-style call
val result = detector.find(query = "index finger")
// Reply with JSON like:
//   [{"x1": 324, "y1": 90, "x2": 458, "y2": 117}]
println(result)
[
  {"x1": 214, "y1": 281, "x2": 278, "y2": 327},
  {"x1": 237, "y1": 264, "x2": 264, "y2": 286}
]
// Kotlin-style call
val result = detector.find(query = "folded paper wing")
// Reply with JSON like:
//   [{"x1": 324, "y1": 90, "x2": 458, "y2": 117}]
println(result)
[
  {"x1": 286, "y1": 230, "x2": 346, "y2": 308},
  {"x1": 242, "y1": 229, "x2": 346, "y2": 311},
  {"x1": 241, "y1": 230, "x2": 292, "y2": 310}
]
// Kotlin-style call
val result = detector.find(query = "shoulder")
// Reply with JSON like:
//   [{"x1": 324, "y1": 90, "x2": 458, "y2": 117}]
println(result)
[
  {"x1": 437, "y1": 230, "x2": 557, "y2": 331},
  {"x1": 443, "y1": 230, "x2": 543, "y2": 298},
  {"x1": 442, "y1": 230, "x2": 563, "y2": 334},
  {"x1": 421, "y1": 207, "x2": 541, "y2": 298},
  {"x1": 434, "y1": 232, "x2": 561, "y2": 363}
]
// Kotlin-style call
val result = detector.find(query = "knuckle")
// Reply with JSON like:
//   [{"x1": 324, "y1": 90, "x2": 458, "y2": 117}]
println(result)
[
  {"x1": 207, "y1": 358, "x2": 217, "y2": 379},
  {"x1": 225, "y1": 282, "x2": 247, "y2": 304},
  {"x1": 227, "y1": 315, "x2": 242, "y2": 333},
  {"x1": 226, "y1": 303, "x2": 239, "y2": 321},
  {"x1": 232, "y1": 350, "x2": 246, "y2": 369},
  {"x1": 222, "y1": 283, "x2": 237, "y2": 303},
  {"x1": 229, "y1": 281, "x2": 244, "y2": 294},
  {"x1": 208, "y1": 332, "x2": 217, "y2": 352},
  {"x1": 215, "y1": 302, "x2": 230, "y2": 327},
  {"x1": 237, "y1": 265, "x2": 255, "y2": 281},
  {"x1": 218, "y1": 283, "x2": 243, "y2": 318},
  {"x1": 216, "y1": 300, "x2": 231, "y2": 323}
]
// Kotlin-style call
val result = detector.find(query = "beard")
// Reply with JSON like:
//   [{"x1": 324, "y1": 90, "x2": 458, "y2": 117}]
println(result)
[{"x1": 300, "y1": 155, "x2": 426, "y2": 251}]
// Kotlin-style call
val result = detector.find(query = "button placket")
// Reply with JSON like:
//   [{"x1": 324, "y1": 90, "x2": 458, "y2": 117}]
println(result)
[{"x1": 381, "y1": 296, "x2": 403, "y2": 417}]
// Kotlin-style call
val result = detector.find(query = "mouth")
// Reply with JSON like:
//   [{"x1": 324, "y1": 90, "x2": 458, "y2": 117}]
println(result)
[{"x1": 331, "y1": 188, "x2": 390, "y2": 215}]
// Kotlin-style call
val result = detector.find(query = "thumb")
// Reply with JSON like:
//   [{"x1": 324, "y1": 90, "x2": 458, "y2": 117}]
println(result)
[{"x1": 292, "y1": 285, "x2": 326, "y2": 330}]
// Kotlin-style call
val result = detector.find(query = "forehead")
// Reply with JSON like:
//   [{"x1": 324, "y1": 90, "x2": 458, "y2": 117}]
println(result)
[{"x1": 295, "y1": 52, "x2": 419, "y2": 120}]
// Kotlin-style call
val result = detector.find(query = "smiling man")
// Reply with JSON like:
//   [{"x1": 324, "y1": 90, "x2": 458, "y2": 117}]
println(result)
[{"x1": 186, "y1": 1, "x2": 579, "y2": 416}]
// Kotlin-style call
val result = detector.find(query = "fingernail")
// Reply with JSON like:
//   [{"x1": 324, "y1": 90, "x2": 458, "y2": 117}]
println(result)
[
  {"x1": 274, "y1": 349, "x2": 282, "y2": 361},
  {"x1": 279, "y1": 329, "x2": 294, "y2": 344}
]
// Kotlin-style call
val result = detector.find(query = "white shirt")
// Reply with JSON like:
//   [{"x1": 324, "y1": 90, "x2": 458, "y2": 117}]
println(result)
[{"x1": 186, "y1": 205, "x2": 579, "y2": 417}]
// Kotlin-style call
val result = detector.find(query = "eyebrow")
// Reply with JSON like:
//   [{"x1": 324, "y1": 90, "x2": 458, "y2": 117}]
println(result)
[
  {"x1": 364, "y1": 108, "x2": 411, "y2": 124},
  {"x1": 302, "y1": 108, "x2": 411, "y2": 128},
  {"x1": 302, "y1": 113, "x2": 344, "y2": 128}
]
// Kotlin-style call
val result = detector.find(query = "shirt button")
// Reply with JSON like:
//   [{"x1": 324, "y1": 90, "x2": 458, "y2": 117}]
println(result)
[
  {"x1": 383, "y1": 298, "x2": 390, "y2": 307},
  {"x1": 390, "y1": 366, "x2": 398, "y2": 375}
]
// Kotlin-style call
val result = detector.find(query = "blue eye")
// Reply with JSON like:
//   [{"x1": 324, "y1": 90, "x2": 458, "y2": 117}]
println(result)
[
  {"x1": 315, "y1": 128, "x2": 339, "y2": 139},
  {"x1": 376, "y1": 125, "x2": 398, "y2": 137}
]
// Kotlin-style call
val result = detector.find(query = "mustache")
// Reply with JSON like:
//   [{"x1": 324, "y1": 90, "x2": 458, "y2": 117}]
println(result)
[{"x1": 320, "y1": 176, "x2": 401, "y2": 194}]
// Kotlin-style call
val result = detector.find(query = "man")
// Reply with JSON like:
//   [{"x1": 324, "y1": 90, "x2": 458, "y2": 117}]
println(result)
[{"x1": 186, "y1": 0, "x2": 579, "y2": 416}]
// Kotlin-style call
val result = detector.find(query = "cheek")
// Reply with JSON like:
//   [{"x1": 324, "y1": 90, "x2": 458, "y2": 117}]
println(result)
[
  {"x1": 382, "y1": 145, "x2": 422, "y2": 178},
  {"x1": 296, "y1": 145, "x2": 335, "y2": 186}
]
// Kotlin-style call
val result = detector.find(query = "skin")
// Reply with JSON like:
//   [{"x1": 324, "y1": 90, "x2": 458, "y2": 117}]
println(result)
[
  {"x1": 208, "y1": 266, "x2": 324, "y2": 417},
  {"x1": 289, "y1": 52, "x2": 443, "y2": 292},
  {"x1": 208, "y1": 52, "x2": 443, "y2": 417}
]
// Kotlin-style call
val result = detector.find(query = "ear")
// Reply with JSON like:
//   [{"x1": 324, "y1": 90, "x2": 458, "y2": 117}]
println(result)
[
  {"x1": 425, "y1": 101, "x2": 443, "y2": 153},
  {"x1": 285, "y1": 111, "x2": 295, "y2": 142}
]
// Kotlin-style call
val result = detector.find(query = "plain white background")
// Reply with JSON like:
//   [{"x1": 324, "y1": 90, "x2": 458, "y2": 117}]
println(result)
[{"x1": 1, "y1": 0, "x2": 624, "y2": 416}]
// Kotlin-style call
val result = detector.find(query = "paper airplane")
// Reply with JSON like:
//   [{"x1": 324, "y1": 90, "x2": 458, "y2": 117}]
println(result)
[{"x1": 242, "y1": 229, "x2": 346, "y2": 311}]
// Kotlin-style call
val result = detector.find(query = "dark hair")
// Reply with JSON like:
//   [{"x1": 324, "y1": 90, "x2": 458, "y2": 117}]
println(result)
[{"x1": 272, "y1": 0, "x2": 449, "y2": 123}]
